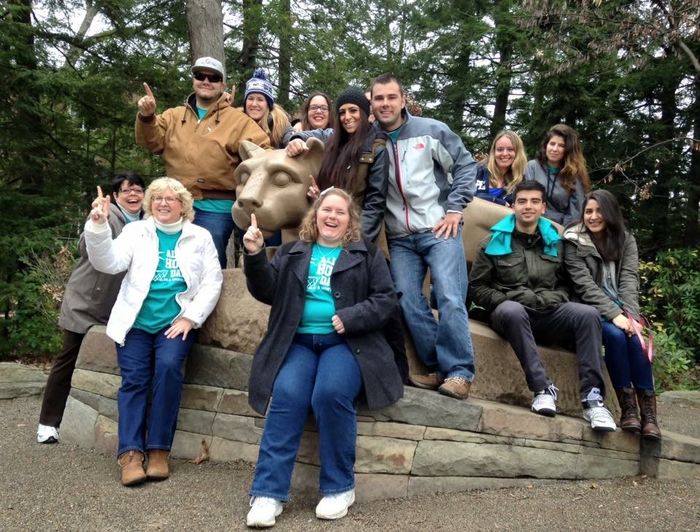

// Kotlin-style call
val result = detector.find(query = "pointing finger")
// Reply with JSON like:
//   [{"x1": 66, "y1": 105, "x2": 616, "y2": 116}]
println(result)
[
  {"x1": 97, "y1": 185, "x2": 104, "y2": 199},
  {"x1": 250, "y1": 213, "x2": 258, "y2": 229},
  {"x1": 143, "y1": 82, "x2": 154, "y2": 99}
]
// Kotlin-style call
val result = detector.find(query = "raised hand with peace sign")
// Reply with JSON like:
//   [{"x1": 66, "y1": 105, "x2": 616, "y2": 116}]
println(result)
[
  {"x1": 137, "y1": 82, "x2": 156, "y2": 118},
  {"x1": 242, "y1": 213, "x2": 264, "y2": 254}
]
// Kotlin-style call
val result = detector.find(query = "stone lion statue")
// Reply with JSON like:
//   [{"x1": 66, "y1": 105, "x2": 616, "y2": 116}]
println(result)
[
  {"x1": 231, "y1": 136, "x2": 512, "y2": 263},
  {"x1": 232, "y1": 138, "x2": 324, "y2": 239}
]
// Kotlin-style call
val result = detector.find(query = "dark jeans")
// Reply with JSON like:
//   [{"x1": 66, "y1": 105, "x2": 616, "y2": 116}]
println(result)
[
  {"x1": 602, "y1": 320, "x2": 654, "y2": 391},
  {"x1": 250, "y1": 333, "x2": 362, "y2": 501},
  {"x1": 491, "y1": 301, "x2": 606, "y2": 401},
  {"x1": 39, "y1": 329, "x2": 85, "y2": 427},
  {"x1": 115, "y1": 327, "x2": 197, "y2": 455}
]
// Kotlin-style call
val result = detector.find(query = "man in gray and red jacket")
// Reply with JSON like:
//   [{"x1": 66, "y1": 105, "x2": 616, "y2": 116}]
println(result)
[{"x1": 365, "y1": 73, "x2": 477, "y2": 400}]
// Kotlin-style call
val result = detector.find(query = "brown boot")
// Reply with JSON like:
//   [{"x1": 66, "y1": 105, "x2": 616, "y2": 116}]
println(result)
[
  {"x1": 118, "y1": 450, "x2": 146, "y2": 486},
  {"x1": 146, "y1": 449, "x2": 170, "y2": 480},
  {"x1": 615, "y1": 388, "x2": 641, "y2": 433},
  {"x1": 636, "y1": 389, "x2": 662, "y2": 440}
]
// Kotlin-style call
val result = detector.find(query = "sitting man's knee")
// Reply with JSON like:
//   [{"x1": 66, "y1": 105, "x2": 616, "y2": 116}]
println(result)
[{"x1": 493, "y1": 300, "x2": 527, "y2": 319}]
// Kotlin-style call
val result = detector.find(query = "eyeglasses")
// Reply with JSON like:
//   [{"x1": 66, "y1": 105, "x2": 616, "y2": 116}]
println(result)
[
  {"x1": 309, "y1": 105, "x2": 329, "y2": 112},
  {"x1": 119, "y1": 186, "x2": 144, "y2": 195},
  {"x1": 193, "y1": 72, "x2": 223, "y2": 83},
  {"x1": 152, "y1": 195, "x2": 181, "y2": 204}
]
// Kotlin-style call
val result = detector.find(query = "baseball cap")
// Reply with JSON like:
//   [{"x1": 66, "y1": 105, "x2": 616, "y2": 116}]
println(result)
[{"x1": 191, "y1": 57, "x2": 225, "y2": 78}]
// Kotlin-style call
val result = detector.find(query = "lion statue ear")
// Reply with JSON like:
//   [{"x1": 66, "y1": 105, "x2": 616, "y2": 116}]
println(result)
[
  {"x1": 295, "y1": 137, "x2": 325, "y2": 164},
  {"x1": 239, "y1": 140, "x2": 267, "y2": 160}
]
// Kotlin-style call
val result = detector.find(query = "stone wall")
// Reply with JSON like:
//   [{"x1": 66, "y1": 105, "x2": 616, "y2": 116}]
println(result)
[{"x1": 62, "y1": 329, "x2": 700, "y2": 501}]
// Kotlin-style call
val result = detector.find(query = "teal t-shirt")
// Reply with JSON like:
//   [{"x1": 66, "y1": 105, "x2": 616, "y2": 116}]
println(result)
[
  {"x1": 196, "y1": 106, "x2": 208, "y2": 120},
  {"x1": 133, "y1": 230, "x2": 188, "y2": 333},
  {"x1": 386, "y1": 124, "x2": 404, "y2": 144},
  {"x1": 297, "y1": 244, "x2": 342, "y2": 334},
  {"x1": 194, "y1": 198, "x2": 235, "y2": 214}
]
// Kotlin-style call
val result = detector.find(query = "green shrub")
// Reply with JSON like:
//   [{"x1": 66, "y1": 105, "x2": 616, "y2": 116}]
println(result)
[
  {"x1": 640, "y1": 247, "x2": 700, "y2": 391},
  {"x1": 1, "y1": 243, "x2": 75, "y2": 360}
]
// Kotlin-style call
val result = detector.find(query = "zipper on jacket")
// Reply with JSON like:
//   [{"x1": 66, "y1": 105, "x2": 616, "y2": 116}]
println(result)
[{"x1": 392, "y1": 142, "x2": 412, "y2": 232}]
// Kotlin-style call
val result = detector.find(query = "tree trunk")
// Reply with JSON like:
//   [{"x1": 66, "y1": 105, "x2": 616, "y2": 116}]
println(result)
[
  {"x1": 237, "y1": 0, "x2": 264, "y2": 101},
  {"x1": 277, "y1": 0, "x2": 291, "y2": 108},
  {"x1": 687, "y1": 77, "x2": 700, "y2": 245},
  {"x1": 491, "y1": 2, "x2": 514, "y2": 137},
  {"x1": 186, "y1": 0, "x2": 225, "y2": 66}
]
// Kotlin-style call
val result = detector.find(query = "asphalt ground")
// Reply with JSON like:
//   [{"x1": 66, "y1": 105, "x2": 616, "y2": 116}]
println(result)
[{"x1": 2, "y1": 395, "x2": 699, "y2": 531}]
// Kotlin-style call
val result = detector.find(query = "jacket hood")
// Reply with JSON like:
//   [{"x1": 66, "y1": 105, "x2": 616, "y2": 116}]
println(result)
[
  {"x1": 485, "y1": 214, "x2": 560, "y2": 257},
  {"x1": 183, "y1": 91, "x2": 231, "y2": 123},
  {"x1": 563, "y1": 223, "x2": 595, "y2": 248}
]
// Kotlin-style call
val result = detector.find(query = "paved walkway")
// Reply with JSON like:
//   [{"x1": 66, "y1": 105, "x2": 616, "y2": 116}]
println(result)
[{"x1": 1, "y1": 363, "x2": 699, "y2": 530}]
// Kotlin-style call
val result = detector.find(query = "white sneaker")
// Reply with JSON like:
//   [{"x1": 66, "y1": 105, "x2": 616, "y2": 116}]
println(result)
[
  {"x1": 583, "y1": 401, "x2": 617, "y2": 432},
  {"x1": 531, "y1": 384, "x2": 558, "y2": 417},
  {"x1": 246, "y1": 496, "x2": 283, "y2": 528},
  {"x1": 315, "y1": 489, "x2": 355, "y2": 520},
  {"x1": 37, "y1": 424, "x2": 59, "y2": 444}
]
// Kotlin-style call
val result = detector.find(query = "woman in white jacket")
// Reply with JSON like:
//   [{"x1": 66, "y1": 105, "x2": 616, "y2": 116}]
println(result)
[{"x1": 85, "y1": 177, "x2": 222, "y2": 486}]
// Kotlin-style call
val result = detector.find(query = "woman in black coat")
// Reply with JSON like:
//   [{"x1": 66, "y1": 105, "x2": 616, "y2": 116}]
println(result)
[{"x1": 242, "y1": 188, "x2": 403, "y2": 528}]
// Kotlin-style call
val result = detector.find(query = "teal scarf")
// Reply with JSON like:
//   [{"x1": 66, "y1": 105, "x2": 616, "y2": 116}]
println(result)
[{"x1": 484, "y1": 214, "x2": 560, "y2": 257}]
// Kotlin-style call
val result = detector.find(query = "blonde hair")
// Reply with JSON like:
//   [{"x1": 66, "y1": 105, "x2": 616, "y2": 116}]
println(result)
[
  {"x1": 298, "y1": 188, "x2": 361, "y2": 245},
  {"x1": 486, "y1": 130, "x2": 527, "y2": 194},
  {"x1": 143, "y1": 177, "x2": 195, "y2": 222},
  {"x1": 243, "y1": 102, "x2": 292, "y2": 148}
]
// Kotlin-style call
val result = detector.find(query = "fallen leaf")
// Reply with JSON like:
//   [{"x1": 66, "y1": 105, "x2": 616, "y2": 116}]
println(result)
[{"x1": 192, "y1": 439, "x2": 209, "y2": 465}]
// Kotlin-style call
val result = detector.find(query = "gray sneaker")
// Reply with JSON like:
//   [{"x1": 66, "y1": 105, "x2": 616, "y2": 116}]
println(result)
[
  {"x1": 531, "y1": 384, "x2": 558, "y2": 417},
  {"x1": 583, "y1": 401, "x2": 617, "y2": 432}
]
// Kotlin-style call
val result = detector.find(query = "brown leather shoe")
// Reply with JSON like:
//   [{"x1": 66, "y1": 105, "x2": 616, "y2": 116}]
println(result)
[
  {"x1": 118, "y1": 450, "x2": 146, "y2": 486},
  {"x1": 438, "y1": 376, "x2": 471, "y2": 400},
  {"x1": 146, "y1": 449, "x2": 170, "y2": 480},
  {"x1": 408, "y1": 372, "x2": 444, "y2": 390},
  {"x1": 636, "y1": 389, "x2": 662, "y2": 440},
  {"x1": 615, "y1": 388, "x2": 641, "y2": 433}
]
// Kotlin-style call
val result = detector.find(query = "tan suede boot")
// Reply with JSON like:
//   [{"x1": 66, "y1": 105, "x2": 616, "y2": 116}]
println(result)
[
  {"x1": 146, "y1": 449, "x2": 170, "y2": 480},
  {"x1": 118, "y1": 450, "x2": 146, "y2": 486}
]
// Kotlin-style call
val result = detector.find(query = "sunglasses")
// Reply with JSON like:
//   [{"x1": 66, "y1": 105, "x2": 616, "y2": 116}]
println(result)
[{"x1": 193, "y1": 72, "x2": 223, "y2": 83}]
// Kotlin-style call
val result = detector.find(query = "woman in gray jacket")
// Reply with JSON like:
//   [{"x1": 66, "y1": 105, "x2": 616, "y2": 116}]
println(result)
[
  {"x1": 564, "y1": 190, "x2": 660, "y2": 440},
  {"x1": 525, "y1": 124, "x2": 591, "y2": 225},
  {"x1": 37, "y1": 172, "x2": 145, "y2": 445}
]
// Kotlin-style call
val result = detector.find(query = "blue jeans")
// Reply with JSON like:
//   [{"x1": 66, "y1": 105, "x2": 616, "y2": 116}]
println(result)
[
  {"x1": 115, "y1": 327, "x2": 197, "y2": 456},
  {"x1": 388, "y1": 227, "x2": 475, "y2": 381},
  {"x1": 193, "y1": 208, "x2": 234, "y2": 269},
  {"x1": 601, "y1": 320, "x2": 654, "y2": 391},
  {"x1": 250, "y1": 333, "x2": 362, "y2": 501}
]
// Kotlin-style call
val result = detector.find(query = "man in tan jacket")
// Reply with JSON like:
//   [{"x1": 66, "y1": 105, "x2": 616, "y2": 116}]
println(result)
[{"x1": 136, "y1": 56, "x2": 271, "y2": 267}]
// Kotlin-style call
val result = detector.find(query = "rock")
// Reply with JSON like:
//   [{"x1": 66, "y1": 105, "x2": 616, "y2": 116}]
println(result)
[
  {"x1": 75, "y1": 327, "x2": 118, "y2": 374},
  {"x1": 0, "y1": 362, "x2": 47, "y2": 399},
  {"x1": 184, "y1": 345, "x2": 251, "y2": 391},
  {"x1": 61, "y1": 396, "x2": 98, "y2": 448},
  {"x1": 374, "y1": 387, "x2": 482, "y2": 431},
  {"x1": 199, "y1": 269, "x2": 270, "y2": 353}
]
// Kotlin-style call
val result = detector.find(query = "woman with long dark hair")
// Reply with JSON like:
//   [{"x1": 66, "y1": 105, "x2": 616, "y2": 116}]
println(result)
[
  {"x1": 525, "y1": 124, "x2": 591, "y2": 225},
  {"x1": 286, "y1": 86, "x2": 388, "y2": 242},
  {"x1": 563, "y1": 189, "x2": 660, "y2": 439}
]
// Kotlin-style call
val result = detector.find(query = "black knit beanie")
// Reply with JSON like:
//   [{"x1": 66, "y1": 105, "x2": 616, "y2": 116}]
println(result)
[{"x1": 335, "y1": 87, "x2": 370, "y2": 116}]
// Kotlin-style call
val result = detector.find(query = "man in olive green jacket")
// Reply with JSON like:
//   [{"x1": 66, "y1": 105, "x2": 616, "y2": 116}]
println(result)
[{"x1": 470, "y1": 180, "x2": 616, "y2": 432}]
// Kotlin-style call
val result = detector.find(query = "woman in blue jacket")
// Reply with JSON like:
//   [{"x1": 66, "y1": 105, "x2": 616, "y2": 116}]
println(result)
[{"x1": 475, "y1": 130, "x2": 527, "y2": 206}]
